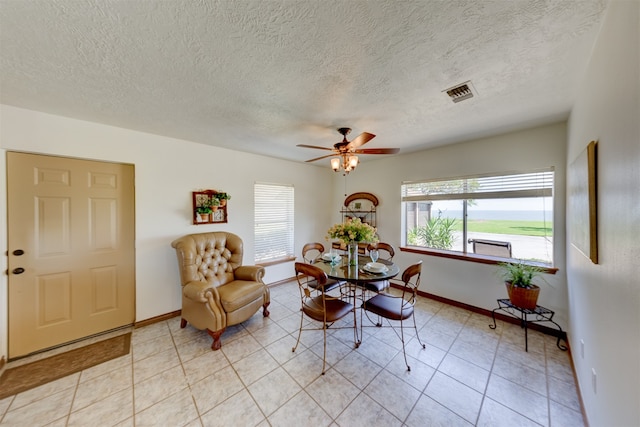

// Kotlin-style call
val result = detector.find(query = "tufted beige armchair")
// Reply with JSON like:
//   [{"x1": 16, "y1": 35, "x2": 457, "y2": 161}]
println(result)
[{"x1": 171, "y1": 232, "x2": 270, "y2": 350}]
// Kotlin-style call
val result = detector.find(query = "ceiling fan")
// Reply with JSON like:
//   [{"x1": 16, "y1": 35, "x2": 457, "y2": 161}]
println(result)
[{"x1": 297, "y1": 127, "x2": 400, "y2": 173}]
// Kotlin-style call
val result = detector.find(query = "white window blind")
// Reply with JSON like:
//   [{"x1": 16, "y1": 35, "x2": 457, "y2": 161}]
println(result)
[
  {"x1": 254, "y1": 182, "x2": 294, "y2": 262},
  {"x1": 402, "y1": 169, "x2": 554, "y2": 202}
]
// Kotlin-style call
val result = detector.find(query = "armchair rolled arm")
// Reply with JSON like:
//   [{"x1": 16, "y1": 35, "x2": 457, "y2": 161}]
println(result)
[
  {"x1": 234, "y1": 265, "x2": 265, "y2": 282},
  {"x1": 183, "y1": 280, "x2": 220, "y2": 303},
  {"x1": 182, "y1": 280, "x2": 226, "y2": 332}
]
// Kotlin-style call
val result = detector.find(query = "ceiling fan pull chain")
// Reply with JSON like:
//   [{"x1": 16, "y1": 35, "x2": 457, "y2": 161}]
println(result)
[{"x1": 344, "y1": 174, "x2": 348, "y2": 197}]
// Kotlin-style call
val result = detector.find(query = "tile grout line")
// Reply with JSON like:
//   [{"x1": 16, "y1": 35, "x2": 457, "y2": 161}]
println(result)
[
  {"x1": 0, "y1": 284, "x2": 583, "y2": 426},
  {"x1": 472, "y1": 314, "x2": 503, "y2": 426}
]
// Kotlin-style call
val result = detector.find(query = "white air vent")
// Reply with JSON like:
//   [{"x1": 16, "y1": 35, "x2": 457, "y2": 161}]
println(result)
[{"x1": 444, "y1": 81, "x2": 475, "y2": 103}]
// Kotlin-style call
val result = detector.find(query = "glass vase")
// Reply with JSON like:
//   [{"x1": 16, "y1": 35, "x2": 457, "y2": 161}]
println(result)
[{"x1": 347, "y1": 241, "x2": 359, "y2": 267}]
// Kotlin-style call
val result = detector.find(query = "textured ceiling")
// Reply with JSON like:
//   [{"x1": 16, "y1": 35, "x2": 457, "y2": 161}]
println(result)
[{"x1": 0, "y1": 0, "x2": 608, "y2": 165}]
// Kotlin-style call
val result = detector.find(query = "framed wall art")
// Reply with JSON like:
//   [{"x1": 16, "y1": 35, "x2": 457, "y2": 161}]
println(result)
[
  {"x1": 569, "y1": 141, "x2": 598, "y2": 263},
  {"x1": 192, "y1": 190, "x2": 230, "y2": 225}
]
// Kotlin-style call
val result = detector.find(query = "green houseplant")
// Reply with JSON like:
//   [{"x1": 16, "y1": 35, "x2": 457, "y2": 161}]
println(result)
[
  {"x1": 217, "y1": 192, "x2": 231, "y2": 206},
  {"x1": 196, "y1": 195, "x2": 220, "y2": 221},
  {"x1": 210, "y1": 196, "x2": 221, "y2": 211},
  {"x1": 196, "y1": 205, "x2": 212, "y2": 221},
  {"x1": 498, "y1": 261, "x2": 545, "y2": 310}
]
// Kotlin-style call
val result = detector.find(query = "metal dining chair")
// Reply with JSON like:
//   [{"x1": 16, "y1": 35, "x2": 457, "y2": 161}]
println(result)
[
  {"x1": 361, "y1": 260, "x2": 426, "y2": 371},
  {"x1": 359, "y1": 242, "x2": 397, "y2": 327},
  {"x1": 292, "y1": 262, "x2": 359, "y2": 374},
  {"x1": 301, "y1": 242, "x2": 343, "y2": 293},
  {"x1": 364, "y1": 242, "x2": 395, "y2": 293},
  {"x1": 368, "y1": 242, "x2": 395, "y2": 260}
]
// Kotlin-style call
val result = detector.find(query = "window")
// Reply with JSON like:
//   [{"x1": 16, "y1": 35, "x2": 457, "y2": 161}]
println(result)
[
  {"x1": 402, "y1": 169, "x2": 554, "y2": 265},
  {"x1": 254, "y1": 182, "x2": 294, "y2": 263}
]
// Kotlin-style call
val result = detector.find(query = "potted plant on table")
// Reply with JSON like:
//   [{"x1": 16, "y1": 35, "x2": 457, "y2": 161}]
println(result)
[{"x1": 498, "y1": 261, "x2": 545, "y2": 310}]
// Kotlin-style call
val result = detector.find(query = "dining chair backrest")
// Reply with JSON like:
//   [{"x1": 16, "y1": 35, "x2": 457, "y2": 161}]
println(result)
[
  {"x1": 302, "y1": 242, "x2": 325, "y2": 264},
  {"x1": 367, "y1": 242, "x2": 395, "y2": 260},
  {"x1": 300, "y1": 243, "x2": 343, "y2": 293},
  {"x1": 295, "y1": 262, "x2": 328, "y2": 293},
  {"x1": 397, "y1": 260, "x2": 422, "y2": 303}
]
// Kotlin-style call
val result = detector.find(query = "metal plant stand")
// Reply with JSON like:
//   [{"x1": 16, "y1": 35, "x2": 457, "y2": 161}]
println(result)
[{"x1": 490, "y1": 299, "x2": 567, "y2": 352}]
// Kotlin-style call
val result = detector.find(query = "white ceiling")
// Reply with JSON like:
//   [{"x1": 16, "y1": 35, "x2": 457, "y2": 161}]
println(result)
[{"x1": 0, "y1": 0, "x2": 608, "y2": 165}]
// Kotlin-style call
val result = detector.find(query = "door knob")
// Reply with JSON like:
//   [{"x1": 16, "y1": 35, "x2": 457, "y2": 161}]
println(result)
[
  {"x1": 13, "y1": 249, "x2": 24, "y2": 256},
  {"x1": 12, "y1": 267, "x2": 25, "y2": 275}
]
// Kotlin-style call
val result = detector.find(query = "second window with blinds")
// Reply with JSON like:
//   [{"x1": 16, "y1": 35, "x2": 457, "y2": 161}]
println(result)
[
  {"x1": 254, "y1": 182, "x2": 295, "y2": 264},
  {"x1": 402, "y1": 169, "x2": 554, "y2": 265}
]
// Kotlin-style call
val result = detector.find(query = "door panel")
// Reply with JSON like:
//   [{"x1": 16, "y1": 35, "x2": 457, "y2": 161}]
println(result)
[
  {"x1": 38, "y1": 272, "x2": 72, "y2": 325},
  {"x1": 37, "y1": 197, "x2": 71, "y2": 255},
  {"x1": 7, "y1": 152, "x2": 135, "y2": 358}
]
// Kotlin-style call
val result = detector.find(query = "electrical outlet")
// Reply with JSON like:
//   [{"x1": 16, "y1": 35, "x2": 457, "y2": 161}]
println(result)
[
  {"x1": 580, "y1": 339, "x2": 585, "y2": 359},
  {"x1": 592, "y1": 368, "x2": 597, "y2": 394}
]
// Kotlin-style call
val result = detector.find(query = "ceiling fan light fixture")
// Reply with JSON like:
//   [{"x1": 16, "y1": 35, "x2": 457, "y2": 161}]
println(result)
[
  {"x1": 349, "y1": 155, "x2": 359, "y2": 168},
  {"x1": 331, "y1": 153, "x2": 358, "y2": 174},
  {"x1": 300, "y1": 127, "x2": 396, "y2": 174}
]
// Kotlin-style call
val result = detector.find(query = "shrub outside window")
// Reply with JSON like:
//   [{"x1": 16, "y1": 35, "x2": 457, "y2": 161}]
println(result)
[{"x1": 402, "y1": 169, "x2": 554, "y2": 265}]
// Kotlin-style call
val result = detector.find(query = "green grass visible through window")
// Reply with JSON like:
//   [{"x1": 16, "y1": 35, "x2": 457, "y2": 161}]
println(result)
[{"x1": 452, "y1": 220, "x2": 552, "y2": 237}]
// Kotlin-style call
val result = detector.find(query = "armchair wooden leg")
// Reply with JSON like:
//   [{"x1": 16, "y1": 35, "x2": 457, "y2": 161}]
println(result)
[
  {"x1": 207, "y1": 328, "x2": 225, "y2": 351},
  {"x1": 263, "y1": 302, "x2": 270, "y2": 317},
  {"x1": 180, "y1": 318, "x2": 187, "y2": 328}
]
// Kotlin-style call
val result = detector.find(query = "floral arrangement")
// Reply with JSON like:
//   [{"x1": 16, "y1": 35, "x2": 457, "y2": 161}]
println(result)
[{"x1": 326, "y1": 217, "x2": 378, "y2": 245}]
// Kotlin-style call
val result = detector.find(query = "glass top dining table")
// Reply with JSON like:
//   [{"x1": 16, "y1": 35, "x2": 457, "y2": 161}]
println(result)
[{"x1": 313, "y1": 256, "x2": 400, "y2": 284}]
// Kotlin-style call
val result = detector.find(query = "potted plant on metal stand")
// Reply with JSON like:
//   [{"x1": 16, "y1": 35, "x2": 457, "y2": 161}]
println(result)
[{"x1": 498, "y1": 261, "x2": 545, "y2": 310}]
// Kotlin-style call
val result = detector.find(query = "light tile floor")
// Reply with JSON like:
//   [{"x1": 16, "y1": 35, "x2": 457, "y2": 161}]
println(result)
[{"x1": 0, "y1": 282, "x2": 584, "y2": 426}]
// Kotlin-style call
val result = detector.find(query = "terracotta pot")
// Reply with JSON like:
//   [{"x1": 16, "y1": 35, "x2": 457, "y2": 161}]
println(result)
[
  {"x1": 505, "y1": 281, "x2": 540, "y2": 310},
  {"x1": 199, "y1": 213, "x2": 210, "y2": 222},
  {"x1": 219, "y1": 199, "x2": 227, "y2": 207}
]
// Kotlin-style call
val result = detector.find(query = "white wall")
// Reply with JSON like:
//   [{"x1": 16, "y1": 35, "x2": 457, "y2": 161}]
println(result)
[
  {"x1": 0, "y1": 105, "x2": 573, "y2": 364},
  {"x1": 566, "y1": 1, "x2": 640, "y2": 426},
  {"x1": 0, "y1": 105, "x2": 335, "y2": 360},
  {"x1": 334, "y1": 122, "x2": 569, "y2": 324}
]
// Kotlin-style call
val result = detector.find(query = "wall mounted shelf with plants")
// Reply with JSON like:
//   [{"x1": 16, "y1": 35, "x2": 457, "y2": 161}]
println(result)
[{"x1": 192, "y1": 190, "x2": 230, "y2": 224}]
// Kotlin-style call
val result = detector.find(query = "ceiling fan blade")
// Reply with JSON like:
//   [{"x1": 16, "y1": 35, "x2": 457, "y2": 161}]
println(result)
[
  {"x1": 347, "y1": 132, "x2": 376, "y2": 149},
  {"x1": 305, "y1": 153, "x2": 336, "y2": 163},
  {"x1": 296, "y1": 144, "x2": 334, "y2": 151},
  {"x1": 354, "y1": 148, "x2": 400, "y2": 155}
]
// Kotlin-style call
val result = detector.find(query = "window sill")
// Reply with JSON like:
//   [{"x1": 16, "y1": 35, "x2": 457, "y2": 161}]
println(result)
[
  {"x1": 399, "y1": 246, "x2": 558, "y2": 274},
  {"x1": 256, "y1": 255, "x2": 296, "y2": 267}
]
